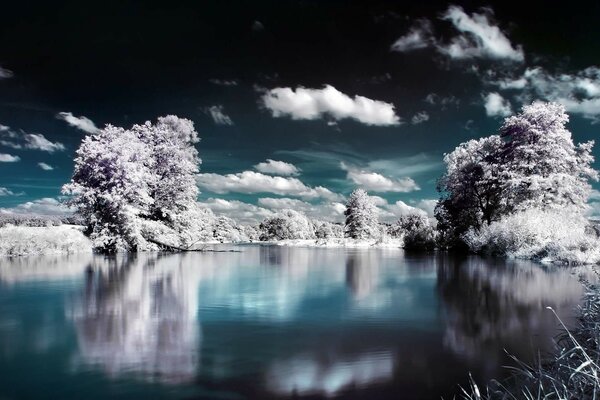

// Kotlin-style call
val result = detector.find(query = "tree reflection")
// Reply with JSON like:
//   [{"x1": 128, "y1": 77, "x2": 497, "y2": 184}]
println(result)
[
  {"x1": 437, "y1": 256, "x2": 583, "y2": 367},
  {"x1": 72, "y1": 253, "x2": 201, "y2": 383}
]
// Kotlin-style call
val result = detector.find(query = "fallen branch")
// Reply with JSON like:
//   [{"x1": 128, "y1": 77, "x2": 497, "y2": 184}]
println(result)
[{"x1": 145, "y1": 237, "x2": 241, "y2": 252}]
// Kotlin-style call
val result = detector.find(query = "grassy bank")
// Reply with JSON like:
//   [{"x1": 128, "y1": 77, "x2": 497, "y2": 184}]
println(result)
[{"x1": 462, "y1": 269, "x2": 600, "y2": 399}]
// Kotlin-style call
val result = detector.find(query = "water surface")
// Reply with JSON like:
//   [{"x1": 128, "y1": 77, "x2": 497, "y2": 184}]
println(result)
[{"x1": 0, "y1": 246, "x2": 585, "y2": 399}]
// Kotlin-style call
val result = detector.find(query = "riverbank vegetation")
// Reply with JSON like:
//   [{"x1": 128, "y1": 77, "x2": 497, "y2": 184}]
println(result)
[{"x1": 1, "y1": 101, "x2": 599, "y2": 262}]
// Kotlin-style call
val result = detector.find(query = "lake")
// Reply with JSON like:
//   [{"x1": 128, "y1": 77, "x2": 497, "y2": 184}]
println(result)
[{"x1": 0, "y1": 246, "x2": 585, "y2": 399}]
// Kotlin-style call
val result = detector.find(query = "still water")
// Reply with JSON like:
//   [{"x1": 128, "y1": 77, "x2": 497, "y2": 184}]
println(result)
[{"x1": 0, "y1": 246, "x2": 585, "y2": 399}]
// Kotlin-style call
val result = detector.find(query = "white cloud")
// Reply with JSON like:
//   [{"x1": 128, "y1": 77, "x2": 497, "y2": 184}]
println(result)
[
  {"x1": 258, "y1": 197, "x2": 347, "y2": 222},
  {"x1": 0, "y1": 66, "x2": 13, "y2": 79},
  {"x1": 387, "y1": 200, "x2": 428, "y2": 218},
  {"x1": 0, "y1": 153, "x2": 20, "y2": 162},
  {"x1": 56, "y1": 112, "x2": 99, "y2": 133},
  {"x1": 0, "y1": 127, "x2": 65, "y2": 153},
  {"x1": 262, "y1": 85, "x2": 400, "y2": 126},
  {"x1": 38, "y1": 162, "x2": 54, "y2": 171},
  {"x1": 206, "y1": 105, "x2": 234, "y2": 125},
  {"x1": 198, "y1": 198, "x2": 274, "y2": 224},
  {"x1": 0, "y1": 187, "x2": 23, "y2": 197},
  {"x1": 411, "y1": 111, "x2": 430, "y2": 124},
  {"x1": 484, "y1": 92, "x2": 512, "y2": 117},
  {"x1": 258, "y1": 197, "x2": 310, "y2": 210},
  {"x1": 390, "y1": 20, "x2": 433, "y2": 52},
  {"x1": 209, "y1": 79, "x2": 238, "y2": 86},
  {"x1": 196, "y1": 171, "x2": 342, "y2": 200},
  {"x1": 424, "y1": 93, "x2": 460, "y2": 109},
  {"x1": 23, "y1": 133, "x2": 65, "y2": 152},
  {"x1": 491, "y1": 66, "x2": 600, "y2": 120},
  {"x1": 0, "y1": 198, "x2": 71, "y2": 216},
  {"x1": 439, "y1": 6, "x2": 524, "y2": 62},
  {"x1": 341, "y1": 163, "x2": 419, "y2": 193},
  {"x1": 254, "y1": 159, "x2": 300, "y2": 176}
]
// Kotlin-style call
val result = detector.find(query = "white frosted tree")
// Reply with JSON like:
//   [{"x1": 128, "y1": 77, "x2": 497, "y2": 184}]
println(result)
[
  {"x1": 344, "y1": 189, "x2": 379, "y2": 239},
  {"x1": 62, "y1": 125, "x2": 155, "y2": 251},
  {"x1": 259, "y1": 209, "x2": 316, "y2": 241},
  {"x1": 63, "y1": 116, "x2": 211, "y2": 252},
  {"x1": 436, "y1": 135, "x2": 504, "y2": 247},
  {"x1": 499, "y1": 101, "x2": 597, "y2": 213}
]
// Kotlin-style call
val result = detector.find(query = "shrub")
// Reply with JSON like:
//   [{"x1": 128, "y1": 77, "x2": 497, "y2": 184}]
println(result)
[
  {"x1": 0, "y1": 225, "x2": 92, "y2": 256},
  {"x1": 463, "y1": 208, "x2": 600, "y2": 264}
]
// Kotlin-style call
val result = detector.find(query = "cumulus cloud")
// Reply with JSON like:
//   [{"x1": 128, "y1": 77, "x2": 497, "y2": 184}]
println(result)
[
  {"x1": 484, "y1": 92, "x2": 512, "y2": 117},
  {"x1": 0, "y1": 153, "x2": 20, "y2": 162},
  {"x1": 0, "y1": 198, "x2": 71, "y2": 216},
  {"x1": 254, "y1": 159, "x2": 300, "y2": 176},
  {"x1": 38, "y1": 162, "x2": 54, "y2": 171},
  {"x1": 261, "y1": 85, "x2": 400, "y2": 126},
  {"x1": 0, "y1": 66, "x2": 13, "y2": 79},
  {"x1": 23, "y1": 133, "x2": 65, "y2": 152},
  {"x1": 0, "y1": 128, "x2": 65, "y2": 153},
  {"x1": 258, "y1": 197, "x2": 347, "y2": 222},
  {"x1": 341, "y1": 163, "x2": 419, "y2": 193},
  {"x1": 56, "y1": 112, "x2": 99, "y2": 133},
  {"x1": 198, "y1": 198, "x2": 274, "y2": 224},
  {"x1": 0, "y1": 187, "x2": 23, "y2": 197},
  {"x1": 387, "y1": 200, "x2": 428, "y2": 218},
  {"x1": 205, "y1": 105, "x2": 234, "y2": 125},
  {"x1": 489, "y1": 66, "x2": 600, "y2": 121},
  {"x1": 439, "y1": 6, "x2": 524, "y2": 61},
  {"x1": 196, "y1": 171, "x2": 342, "y2": 200},
  {"x1": 390, "y1": 20, "x2": 433, "y2": 52},
  {"x1": 391, "y1": 6, "x2": 523, "y2": 62},
  {"x1": 411, "y1": 111, "x2": 430, "y2": 124},
  {"x1": 258, "y1": 197, "x2": 310, "y2": 210}
]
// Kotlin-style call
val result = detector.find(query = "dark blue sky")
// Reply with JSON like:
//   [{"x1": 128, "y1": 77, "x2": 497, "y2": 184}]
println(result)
[{"x1": 1, "y1": 0, "x2": 599, "y2": 222}]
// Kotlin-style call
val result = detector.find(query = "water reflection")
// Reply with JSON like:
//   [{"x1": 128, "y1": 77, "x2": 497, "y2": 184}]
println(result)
[
  {"x1": 266, "y1": 351, "x2": 394, "y2": 397},
  {"x1": 0, "y1": 248, "x2": 589, "y2": 399},
  {"x1": 72, "y1": 254, "x2": 201, "y2": 383},
  {"x1": 438, "y1": 256, "x2": 583, "y2": 372}
]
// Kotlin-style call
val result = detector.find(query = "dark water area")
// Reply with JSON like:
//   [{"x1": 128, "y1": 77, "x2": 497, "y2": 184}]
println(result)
[{"x1": 0, "y1": 246, "x2": 586, "y2": 399}]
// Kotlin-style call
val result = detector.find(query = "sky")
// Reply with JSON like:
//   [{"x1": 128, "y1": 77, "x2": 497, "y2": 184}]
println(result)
[{"x1": 1, "y1": 0, "x2": 600, "y2": 223}]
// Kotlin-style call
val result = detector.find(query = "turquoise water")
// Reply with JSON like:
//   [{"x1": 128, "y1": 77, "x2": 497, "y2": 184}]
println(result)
[{"x1": 0, "y1": 246, "x2": 584, "y2": 399}]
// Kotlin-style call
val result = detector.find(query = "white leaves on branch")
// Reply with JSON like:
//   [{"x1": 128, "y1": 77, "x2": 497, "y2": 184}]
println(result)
[
  {"x1": 63, "y1": 116, "x2": 209, "y2": 252},
  {"x1": 344, "y1": 189, "x2": 380, "y2": 239}
]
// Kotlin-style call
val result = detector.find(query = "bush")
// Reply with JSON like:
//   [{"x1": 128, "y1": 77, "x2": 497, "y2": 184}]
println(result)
[
  {"x1": 395, "y1": 214, "x2": 437, "y2": 251},
  {"x1": 0, "y1": 225, "x2": 92, "y2": 256},
  {"x1": 0, "y1": 213, "x2": 63, "y2": 228},
  {"x1": 463, "y1": 208, "x2": 600, "y2": 264},
  {"x1": 259, "y1": 209, "x2": 316, "y2": 241}
]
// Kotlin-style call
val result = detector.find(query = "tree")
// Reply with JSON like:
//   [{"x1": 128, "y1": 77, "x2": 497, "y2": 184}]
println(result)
[
  {"x1": 62, "y1": 125, "x2": 155, "y2": 251},
  {"x1": 436, "y1": 101, "x2": 598, "y2": 250},
  {"x1": 344, "y1": 189, "x2": 379, "y2": 239},
  {"x1": 259, "y1": 209, "x2": 316, "y2": 241},
  {"x1": 436, "y1": 135, "x2": 504, "y2": 248},
  {"x1": 396, "y1": 214, "x2": 436, "y2": 251},
  {"x1": 498, "y1": 101, "x2": 597, "y2": 213},
  {"x1": 63, "y1": 116, "x2": 210, "y2": 252}
]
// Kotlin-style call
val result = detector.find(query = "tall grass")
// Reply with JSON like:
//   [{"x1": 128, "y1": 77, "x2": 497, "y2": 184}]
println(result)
[{"x1": 461, "y1": 274, "x2": 600, "y2": 399}]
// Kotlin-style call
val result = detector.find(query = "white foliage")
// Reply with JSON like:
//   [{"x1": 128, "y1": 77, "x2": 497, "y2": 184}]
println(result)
[
  {"x1": 63, "y1": 116, "x2": 212, "y2": 252},
  {"x1": 344, "y1": 189, "x2": 380, "y2": 239},
  {"x1": 499, "y1": 102, "x2": 598, "y2": 213},
  {"x1": 463, "y1": 208, "x2": 600, "y2": 264},
  {"x1": 259, "y1": 209, "x2": 316, "y2": 240},
  {"x1": 0, "y1": 225, "x2": 92, "y2": 256}
]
